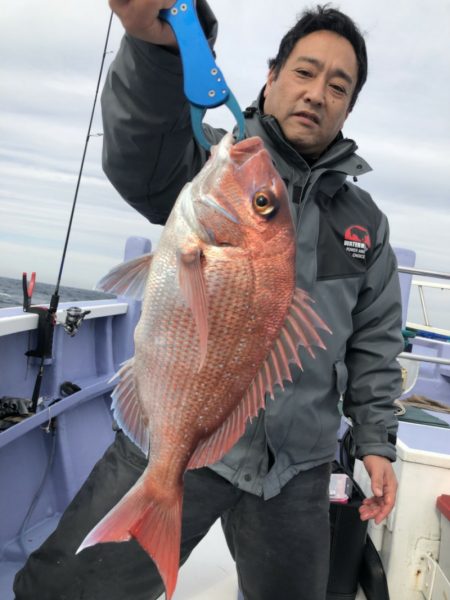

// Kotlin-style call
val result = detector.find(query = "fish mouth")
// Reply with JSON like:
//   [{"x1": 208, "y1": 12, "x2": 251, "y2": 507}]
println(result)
[{"x1": 229, "y1": 137, "x2": 266, "y2": 165}]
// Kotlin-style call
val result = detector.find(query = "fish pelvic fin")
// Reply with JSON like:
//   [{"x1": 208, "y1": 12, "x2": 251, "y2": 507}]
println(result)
[
  {"x1": 177, "y1": 246, "x2": 208, "y2": 371},
  {"x1": 187, "y1": 288, "x2": 330, "y2": 469},
  {"x1": 110, "y1": 358, "x2": 150, "y2": 457},
  {"x1": 96, "y1": 253, "x2": 153, "y2": 300},
  {"x1": 77, "y1": 476, "x2": 183, "y2": 600}
]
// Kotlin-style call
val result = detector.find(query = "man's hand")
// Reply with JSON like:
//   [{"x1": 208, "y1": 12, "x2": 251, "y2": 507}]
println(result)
[
  {"x1": 359, "y1": 455, "x2": 397, "y2": 525},
  {"x1": 109, "y1": 0, "x2": 178, "y2": 47}
]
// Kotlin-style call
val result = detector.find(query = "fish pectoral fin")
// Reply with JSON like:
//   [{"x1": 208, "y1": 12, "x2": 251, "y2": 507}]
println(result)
[
  {"x1": 177, "y1": 246, "x2": 208, "y2": 371},
  {"x1": 96, "y1": 253, "x2": 153, "y2": 300},
  {"x1": 110, "y1": 358, "x2": 150, "y2": 456}
]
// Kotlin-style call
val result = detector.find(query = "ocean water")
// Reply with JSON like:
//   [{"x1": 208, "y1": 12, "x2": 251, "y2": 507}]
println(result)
[{"x1": 0, "y1": 276, "x2": 114, "y2": 309}]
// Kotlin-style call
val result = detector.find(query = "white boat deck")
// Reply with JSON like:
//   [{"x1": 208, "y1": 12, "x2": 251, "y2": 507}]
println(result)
[{"x1": 160, "y1": 521, "x2": 238, "y2": 600}]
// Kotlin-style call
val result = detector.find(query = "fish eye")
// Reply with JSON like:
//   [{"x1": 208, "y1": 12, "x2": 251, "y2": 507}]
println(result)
[{"x1": 252, "y1": 192, "x2": 277, "y2": 217}]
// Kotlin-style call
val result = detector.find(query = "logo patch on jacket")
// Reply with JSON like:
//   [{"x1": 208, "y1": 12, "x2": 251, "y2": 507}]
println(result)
[{"x1": 343, "y1": 225, "x2": 371, "y2": 260}]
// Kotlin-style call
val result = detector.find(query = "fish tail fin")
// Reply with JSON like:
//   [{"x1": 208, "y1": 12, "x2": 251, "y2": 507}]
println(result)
[
  {"x1": 132, "y1": 488, "x2": 183, "y2": 600},
  {"x1": 77, "y1": 477, "x2": 183, "y2": 600}
]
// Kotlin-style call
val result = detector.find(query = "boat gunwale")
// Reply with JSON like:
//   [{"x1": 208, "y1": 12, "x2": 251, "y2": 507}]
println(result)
[{"x1": 0, "y1": 300, "x2": 128, "y2": 337}]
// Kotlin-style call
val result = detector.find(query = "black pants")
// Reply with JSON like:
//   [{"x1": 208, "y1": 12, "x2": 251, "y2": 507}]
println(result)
[{"x1": 14, "y1": 432, "x2": 331, "y2": 600}]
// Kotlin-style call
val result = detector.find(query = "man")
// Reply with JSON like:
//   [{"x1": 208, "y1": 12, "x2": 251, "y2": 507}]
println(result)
[{"x1": 14, "y1": 2, "x2": 403, "y2": 599}]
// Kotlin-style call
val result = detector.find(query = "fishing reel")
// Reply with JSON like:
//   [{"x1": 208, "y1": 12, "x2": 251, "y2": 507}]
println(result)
[{"x1": 63, "y1": 306, "x2": 91, "y2": 337}]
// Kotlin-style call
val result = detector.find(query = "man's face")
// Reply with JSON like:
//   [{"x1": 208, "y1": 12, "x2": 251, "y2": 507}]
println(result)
[{"x1": 263, "y1": 30, "x2": 358, "y2": 159}]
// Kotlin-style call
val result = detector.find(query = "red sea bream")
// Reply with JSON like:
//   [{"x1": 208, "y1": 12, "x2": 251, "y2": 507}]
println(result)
[{"x1": 78, "y1": 134, "x2": 330, "y2": 598}]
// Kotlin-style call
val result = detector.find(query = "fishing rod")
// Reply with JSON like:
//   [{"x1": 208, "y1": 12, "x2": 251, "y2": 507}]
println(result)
[{"x1": 24, "y1": 10, "x2": 115, "y2": 413}]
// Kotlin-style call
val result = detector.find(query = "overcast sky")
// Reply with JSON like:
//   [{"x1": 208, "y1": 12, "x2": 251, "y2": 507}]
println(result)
[{"x1": 1, "y1": 1, "x2": 449, "y2": 319}]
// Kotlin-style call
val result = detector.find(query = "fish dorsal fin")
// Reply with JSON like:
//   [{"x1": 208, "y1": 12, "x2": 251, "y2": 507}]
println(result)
[
  {"x1": 187, "y1": 288, "x2": 331, "y2": 469},
  {"x1": 96, "y1": 253, "x2": 153, "y2": 300},
  {"x1": 110, "y1": 358, "x2": 150, "y2": 456},
  {"x1": 267, "y1": 287, "x2": 331, "y2": 387},
  {"x1": 177, "y1": 247, "x2": 208, "y2": 371}
]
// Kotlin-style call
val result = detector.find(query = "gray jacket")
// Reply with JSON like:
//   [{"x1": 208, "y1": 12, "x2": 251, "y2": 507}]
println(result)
[{"x1": 101, "y1": 5, "x2": 404, "y2": 500}]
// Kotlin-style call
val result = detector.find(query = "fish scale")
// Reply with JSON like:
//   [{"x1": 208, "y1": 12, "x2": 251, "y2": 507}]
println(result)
[{"x1": 140, "y1": 256, "x2": 253, "y2": 432}]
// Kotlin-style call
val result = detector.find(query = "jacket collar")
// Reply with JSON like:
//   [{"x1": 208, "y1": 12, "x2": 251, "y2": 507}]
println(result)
[{"x1": 244, "y1": 90, "x2": 372, "y2": 180}]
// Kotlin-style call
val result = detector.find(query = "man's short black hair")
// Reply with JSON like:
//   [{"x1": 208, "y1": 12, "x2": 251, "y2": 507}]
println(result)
[{"x1": 268, "y1": 4, "x2": 367, "y2": 111}]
